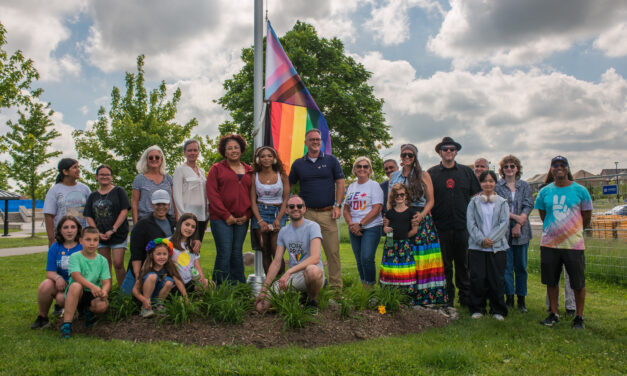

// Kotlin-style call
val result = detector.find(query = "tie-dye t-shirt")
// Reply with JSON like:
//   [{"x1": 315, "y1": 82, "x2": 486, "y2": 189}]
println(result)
[
  {"x1": 534, "y1": 182, "x2": 592, "y2": 250},
  {"x1": 170, "y1": 242, "x2": 200, "y2": 284}
]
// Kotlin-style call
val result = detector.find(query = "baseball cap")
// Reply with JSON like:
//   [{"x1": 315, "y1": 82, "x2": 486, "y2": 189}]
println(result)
[
  {"x1": 551, "y1": 156, "x2": 569, "y2": 167},
  {"x1": 151, "y1": 190, "x2": 171, "y2": 204}
]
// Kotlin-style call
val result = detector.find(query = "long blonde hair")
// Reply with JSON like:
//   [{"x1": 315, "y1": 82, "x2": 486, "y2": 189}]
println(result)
[{"x1": 136, "y1": 145, "x2": 167, "y2": 175}]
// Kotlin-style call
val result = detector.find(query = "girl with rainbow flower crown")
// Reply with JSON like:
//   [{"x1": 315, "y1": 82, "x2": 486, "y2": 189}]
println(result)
[{"x1": 132, "y1": 238, "x2": 186, "y2": 318}]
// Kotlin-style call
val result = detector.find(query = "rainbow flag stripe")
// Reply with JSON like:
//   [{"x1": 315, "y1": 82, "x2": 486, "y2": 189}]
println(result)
[{"x1": 414, "y1": 243, "x2": 446, "y2": 289}]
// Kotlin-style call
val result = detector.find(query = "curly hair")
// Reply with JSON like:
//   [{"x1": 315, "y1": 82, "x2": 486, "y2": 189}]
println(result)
[
  {"x1": 54, "y1": 215, "x2": 82, "y2": 244},
  {"x1": 218, "y1": 134, "x2": 247, "y2": 158},
  {"x1": 251, "y1": 146, "x2": 286, "y2": 176},
  {"x1": 387, "y1": 183, "x2": 410, "y2": 210},
  {"x1": 498, "y1": 155, "x2": 523, "y2": 179}
]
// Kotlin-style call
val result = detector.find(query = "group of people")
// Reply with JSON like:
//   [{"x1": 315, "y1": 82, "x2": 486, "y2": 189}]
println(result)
[{"x1": 31, "y1": 131, "x2": 593, "y2": 338}]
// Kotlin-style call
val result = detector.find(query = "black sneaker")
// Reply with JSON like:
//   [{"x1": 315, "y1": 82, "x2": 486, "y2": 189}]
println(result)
[
  {"x1": 305, "y1": 298, "x2": 319, "y2": 315},
  {"x1": 84, "y1": 310, "x2": 98, "y2": 328},
  {"x1": 540, "y1": 313, "x2": 560, "y2": 327},
  {"x1": 52, "y1": 304, "x2": 64, "y2": 317},
  {"x1": 572, "y1": 316, "x2": 585, "y2": 329},
  {"x1": 30, "y1": 315, "x2": 50, "y2": 330},
  {"x1": 565, "y1": 309, "x2": 576, "y2": 317},
  {"x1": 60, "y1": 322, "x2": 72, "y2": 339}
]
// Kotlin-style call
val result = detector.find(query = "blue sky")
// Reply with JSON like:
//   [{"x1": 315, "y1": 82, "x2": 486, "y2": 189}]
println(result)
[{"x1": 1, "y1": 0, "x2": 626, "y2": 177}]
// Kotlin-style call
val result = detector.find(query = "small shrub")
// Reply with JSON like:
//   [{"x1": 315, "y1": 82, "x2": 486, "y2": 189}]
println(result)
[
  {"x1": 371, "y1": 285, "x2": 410, "y2": 313},
  {"x1": 159, "y1": 295, "x2": 198, "y2": 326},
  {"x1": 198, "y1": 282, "x2": 253, "y2": 324},
  {"x1": 345, "y1": 285, "x2": 375, "y2": 311},
  {"x1": 316, "y1": 287, "x2": 335, "y2": 310},
  {"x1": 266, "y1": 285, "x2": 316, "y2": 330},
  {"x1": 107, "y1": 289, "x2": 139, "y2": 322},
  {"x1": 341, "y1": 274, "x2": 357, "y2": 289},
  {"x1": 338, "y1": 298, "x2": 354, "y2": 320}
]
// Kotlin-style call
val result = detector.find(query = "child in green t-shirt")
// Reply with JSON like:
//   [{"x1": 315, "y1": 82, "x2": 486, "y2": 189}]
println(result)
[{"x1": 61, "y1": 227, "x2": 111, "y2": 339}]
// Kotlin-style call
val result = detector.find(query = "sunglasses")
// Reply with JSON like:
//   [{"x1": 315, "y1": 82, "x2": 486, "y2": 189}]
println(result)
[
  {"x1": 394, "y1": 193, "x2": 406, "y2": 198},
  {"x1": 288, "y1": 204, "x2": 304, "y2": 209},
  {"x1": 148, "y1": 155, "x2": 161, "y2": 161},
  {"x1": 384, "y1": 166, "x2": 396, "y2": 171},
  {"x1": 503, "y1": 164, "x2": 516, "y2": 170},
  {"x1": 552, "y1": 162, "x2": 567, "y2": 168},
  {"x1": 355, "y1": 164, "x2": 370, "y2": 169},
  {"x1": 401, "y1": 152, "x2": 414, "y2": 159},
  {"x1": 440, "y1": 147, "x2": 456, "y2": 152}
]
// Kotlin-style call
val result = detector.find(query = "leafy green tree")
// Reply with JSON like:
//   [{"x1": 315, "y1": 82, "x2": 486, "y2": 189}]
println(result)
[
  {"x1": 217, "y1": 21, "x2": 391, "y2": 176},
  {"x1": 73, "y1": 55, "x2": 198, "y2": 193},
  {"x1": 0, "y1": 21, "x2": 41, "y2": 109},
  {"x1": 0, "y1": 161, "x2": 9, "y2": 191},
  {"x1": 1, "y1": 101, "x2": 60, "y2": 237}
]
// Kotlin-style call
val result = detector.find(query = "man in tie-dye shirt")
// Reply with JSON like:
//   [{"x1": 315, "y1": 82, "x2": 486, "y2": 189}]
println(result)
[{"x1": 535, "y1": 156, "x2": 592, "y2": 329}]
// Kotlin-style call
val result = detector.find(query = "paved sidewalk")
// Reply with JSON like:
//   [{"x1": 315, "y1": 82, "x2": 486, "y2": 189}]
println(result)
[{"x1": 0, "y1": 245, "x2": 47, "y2": 257}]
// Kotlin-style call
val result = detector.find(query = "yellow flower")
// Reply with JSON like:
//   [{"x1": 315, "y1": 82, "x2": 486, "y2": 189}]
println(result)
[{"x1": 378, "y1": 305, "x2": 386, "y2": 315}]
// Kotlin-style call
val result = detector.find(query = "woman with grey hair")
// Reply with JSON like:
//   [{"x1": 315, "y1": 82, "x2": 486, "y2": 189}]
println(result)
[
  {"x1": 131, "y1": 145, "x2": 175, "y2": 225},
  {"x1": 387, "y1": 143, "x2": 448, "y2": 305},
  {"x1": 173, "y1": 139, "x2": 209, "y2": 242}
]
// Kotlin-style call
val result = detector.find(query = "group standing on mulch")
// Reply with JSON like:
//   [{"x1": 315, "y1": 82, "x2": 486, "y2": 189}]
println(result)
[{"x1": 30, "y1": 133, "x2": 593, "y2": 338}]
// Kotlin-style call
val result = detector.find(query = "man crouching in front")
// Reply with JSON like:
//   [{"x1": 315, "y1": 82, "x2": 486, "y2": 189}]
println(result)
[{"x1": 255, "y1": 196, "x2": 325, "y2": 313}]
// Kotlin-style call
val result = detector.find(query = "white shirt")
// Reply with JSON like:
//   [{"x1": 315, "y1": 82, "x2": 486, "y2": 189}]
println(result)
[
  {"x1": 344, "y1": 179, "x2": 384, "y2": 229},
  {"x1": 173, "y1": 164, "x2": 208, "y2": 221},
  {"x1": 480, "y1": 200, "x2": 495, "y2": 251}
]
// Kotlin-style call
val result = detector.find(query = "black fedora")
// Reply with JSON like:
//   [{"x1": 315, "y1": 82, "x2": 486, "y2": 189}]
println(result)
[{"x1": 434, "y1": 137, "x2": 462, "y2": 153}]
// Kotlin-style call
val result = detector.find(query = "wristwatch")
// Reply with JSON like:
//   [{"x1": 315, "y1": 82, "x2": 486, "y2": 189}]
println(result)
[{"x1": 334, "y1": 203, "x2": 342, "y2": 208}]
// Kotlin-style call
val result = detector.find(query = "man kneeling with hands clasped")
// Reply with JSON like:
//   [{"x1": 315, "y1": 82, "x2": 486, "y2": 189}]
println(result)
[{"x1": 255, "y1": 196, "x2": 325, "y2": 313}]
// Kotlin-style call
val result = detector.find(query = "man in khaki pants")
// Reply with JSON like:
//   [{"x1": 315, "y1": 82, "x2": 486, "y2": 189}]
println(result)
[{"x1": 289, "y1": 129, "x2": 345, "y2": 290}]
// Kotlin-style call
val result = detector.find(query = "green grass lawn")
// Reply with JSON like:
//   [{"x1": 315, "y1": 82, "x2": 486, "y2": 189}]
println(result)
[
  {"x1": 0, "y1": 233, "x2": 625, "y2": 375},
  {"x1": 0, "y1": 235, "x2": 49, "y2": 249}
]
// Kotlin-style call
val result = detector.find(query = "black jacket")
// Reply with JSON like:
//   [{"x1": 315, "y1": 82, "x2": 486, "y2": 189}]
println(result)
[{"x1": 127, "y1": 214, "x2": 176, "y2": 273}]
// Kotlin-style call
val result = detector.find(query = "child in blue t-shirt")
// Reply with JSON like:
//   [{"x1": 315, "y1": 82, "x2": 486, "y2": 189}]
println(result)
[
  {"x1": 60, "y1": 227, "x2": 111, "y2": 339},
  {"x1": 31, "y1": 216, "x2": 83, "y2": 330}
]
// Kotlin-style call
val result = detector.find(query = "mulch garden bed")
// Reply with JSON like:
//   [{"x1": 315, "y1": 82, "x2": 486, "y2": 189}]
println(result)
[{"x1": 65, "y1": 306, "x2": 451, "y2": 348}]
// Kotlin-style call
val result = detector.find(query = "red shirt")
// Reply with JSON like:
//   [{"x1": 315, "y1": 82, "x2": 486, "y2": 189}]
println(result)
[{"x1": 206, "y1": 160, "x2": 252, "y2": 221}]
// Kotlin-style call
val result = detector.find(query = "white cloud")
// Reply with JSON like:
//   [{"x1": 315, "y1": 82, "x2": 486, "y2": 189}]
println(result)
[
  {"x1": 428, "y1": 0, "x2": 627, "y2": 67},
  {"x1": 356, "y1": 52, "x2": 627, "y2": 175},
  {"x1": 0, "y1": 1, "x2": 86, "y2": 81},
  {"x1": 594, "y1": 22, "x2": 627, "y2": 57},
  {"x1": 365, "y1": 0, "x2": 444, "y2": 46}
]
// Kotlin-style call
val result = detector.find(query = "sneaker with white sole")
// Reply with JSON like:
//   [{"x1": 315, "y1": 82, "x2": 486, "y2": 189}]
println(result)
[
  {"x1": 493, "y1": 314, "x2": 505, "y2": 321},
  {"x1": 572, "y1": 315, "x2": 584, "y2": 329},
  {"x1": 141, "y1": 307, "x2": 155, "y2": 318},
  {"x1": 540, "y1": 312, "x2": 560, "y2": 327},
  {"x1": 52, "y1": 304, "x2": 64, "y2": 317},
  {"x1": 471, "y1": 312, "x2": 483, "y2": 319}
]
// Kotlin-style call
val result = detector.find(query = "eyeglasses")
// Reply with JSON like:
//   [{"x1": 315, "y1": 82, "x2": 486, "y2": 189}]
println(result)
[
  {"x1": 503, "y1": 164, "x2": 516, "y2": 170},
  {"x1": 97, "y1": 174, "x2": 112, "y2": 177},
  {"x1": 440, "y1": 147, "x2": 456, "y2": 152},
  {"x1": 394, "y1": 193, "x2": 406, "y2": 198},
  {"x1": 307, "y1": 138, "x2": 321, "y2": 142},
  {"x1": 401, "y1": 152, "x2": 414, "y2": 159},
  {"x1": 552, "y1": 162, "x2": 567, "y2": 168},
  {"x1": 288, "y1": 204, "x2": 304, "y2": 209},
  {"x1": 384, "y1": 166, "x2": 396, "y2": 171},
  {"x1": 355, "y1": 164, "x2": 370, "y2": 169},
  {"x1": 148, "y1": 155, "x2": 161, "y2": 161}
]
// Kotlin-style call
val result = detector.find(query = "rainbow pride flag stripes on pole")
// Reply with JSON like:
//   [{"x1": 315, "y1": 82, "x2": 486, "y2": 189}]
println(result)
[{"x1": 265, "y1": 21, "x2": 331, "y2": 172}]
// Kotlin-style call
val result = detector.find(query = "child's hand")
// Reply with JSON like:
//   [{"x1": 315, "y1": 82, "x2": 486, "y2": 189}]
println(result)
[
  {"x1": 55, "y1": 278, "x2": 67, "y2": 292},
  {"x1": 143, "y1": 300, "x2": 151, "y2": 310},
  {"x1": 91, "y1": 286, "x2": 103, "y2": 297},
  {"x1": 101, "y1": 290, "x2": 108, "y2": 300},
  {"x1": 382, "y1": 217, "x2": 390, "y2": 227},
  {"x1": 200, "y1": 277, "x2": 209, "y2": 289},
  {"x1": 383, "y1": 226, "x2": 393, "y2": 234}
]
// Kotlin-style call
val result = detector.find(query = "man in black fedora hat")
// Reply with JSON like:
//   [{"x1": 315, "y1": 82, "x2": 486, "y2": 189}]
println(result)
[{"x1": 428, "y1": 136, "x2": 481, "y2": 308}]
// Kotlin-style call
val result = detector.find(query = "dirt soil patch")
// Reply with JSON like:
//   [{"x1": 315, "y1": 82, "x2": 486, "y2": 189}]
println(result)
[{"x1": 66, "y1": 306, "x2": 451, "y2": 348}]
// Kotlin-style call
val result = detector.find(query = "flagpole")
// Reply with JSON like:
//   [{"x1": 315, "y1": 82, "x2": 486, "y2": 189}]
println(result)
[{"x1": 248, "y1": 0, "x2": 265, "y2": 296}]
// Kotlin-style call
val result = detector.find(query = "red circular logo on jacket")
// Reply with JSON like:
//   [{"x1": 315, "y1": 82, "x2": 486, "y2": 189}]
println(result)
[{"x1": 446, "y1": 178, "x2": 455, "y2": 189}]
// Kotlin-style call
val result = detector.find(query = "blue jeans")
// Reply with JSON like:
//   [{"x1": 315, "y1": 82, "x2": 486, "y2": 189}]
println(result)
[
  {"x1": 505, "y1": 243, "x2": 529, "y2": 296},
  {"x1": 349, "y1": 225, "x2": 382, "y2": 285},
  {"x1": 210, "y1": 219, "x2": 249, "y2": 285}
]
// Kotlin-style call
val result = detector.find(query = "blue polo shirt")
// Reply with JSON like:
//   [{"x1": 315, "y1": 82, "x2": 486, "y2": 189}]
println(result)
[{"x1": 289, "y1": 152, "x2": 344, "y2": 209}]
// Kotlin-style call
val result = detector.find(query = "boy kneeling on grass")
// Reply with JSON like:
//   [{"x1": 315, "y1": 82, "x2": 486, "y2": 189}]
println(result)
[{"x1": 60, "y1": 227, "x2": 111, "y2": 339}]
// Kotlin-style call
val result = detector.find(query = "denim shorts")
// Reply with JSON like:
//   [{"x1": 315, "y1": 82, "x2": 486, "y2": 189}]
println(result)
[
  {"x1": 98, "y1": 239, "x2": 128, "y2": 249},
  {"x1": 142, "y1": 272, "x2": 175, "y2": 299},
  {"x1": 251, "y1": 203, "x2": 287, "y2": 229}
]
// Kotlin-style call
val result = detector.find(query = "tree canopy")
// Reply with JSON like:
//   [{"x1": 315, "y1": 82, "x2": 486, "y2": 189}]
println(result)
[
  {"x1": 73, "y1": 55, "x2": 198, "y2": 193},
  {"x1": 0, "y1": 21, "x2": 41, "y2": 110},
  {"x1": 217, "y1": 21, "x2": 391, "y2": 177}
]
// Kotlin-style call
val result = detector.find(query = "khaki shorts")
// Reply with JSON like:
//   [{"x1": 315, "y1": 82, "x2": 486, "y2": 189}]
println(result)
[{"x1": 270, "y1": 266, "x2": 325, "y2": 294}]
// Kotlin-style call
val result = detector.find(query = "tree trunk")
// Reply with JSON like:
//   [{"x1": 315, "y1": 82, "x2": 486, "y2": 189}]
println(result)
[{"x1": 31, "y1": 195, "x2": 36, "y2": 238}]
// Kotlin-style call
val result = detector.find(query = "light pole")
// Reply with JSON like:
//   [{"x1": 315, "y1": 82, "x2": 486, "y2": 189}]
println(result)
[{"x1": 615, "y1": 161, "x2": 620, "y2": 201}]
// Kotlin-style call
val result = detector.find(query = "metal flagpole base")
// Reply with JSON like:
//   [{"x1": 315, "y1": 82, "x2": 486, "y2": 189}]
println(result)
[{"x1": 247, "y1": 250, "x2": 266, "y2": 296}]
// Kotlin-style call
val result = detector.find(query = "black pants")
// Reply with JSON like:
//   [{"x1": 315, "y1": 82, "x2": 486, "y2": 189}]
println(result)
[
  {"x1": 196, "y1": 220, "x2": 209, "y2": 243},
  {"x1": 468, "y1": 249, "x2": 508, "y2": 316},
  {"x1": 438, "y1": 229, "x2": 471, "y2": 306}
]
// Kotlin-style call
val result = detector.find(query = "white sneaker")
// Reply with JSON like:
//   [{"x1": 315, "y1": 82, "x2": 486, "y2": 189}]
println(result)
[
  {"x1": 493, "y1": 314, "x2": 505, "y2": 321},
  {"x1": 141, "y1": 307, "x2": 154, "y2": 318},
  {"x1": 471, "y1": 312, "x2": 483, "y2": 319}
]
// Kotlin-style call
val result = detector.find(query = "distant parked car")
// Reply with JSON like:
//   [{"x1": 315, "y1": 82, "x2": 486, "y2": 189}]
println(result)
[{"x1": 602, "y1": 204, "x2": 627, "y2": 216}]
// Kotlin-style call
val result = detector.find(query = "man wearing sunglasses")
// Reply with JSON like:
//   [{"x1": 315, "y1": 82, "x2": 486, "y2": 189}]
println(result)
[
  {"x1": 535, "y1": 156, "x2": 592, "y2": 329},
  {"x1": 289, "y1": 129, "x2": 345, "y2": 290},
  {"x1": 427, "y1": 136, "x2": 481, "y2": 308},
  {"x1": 380, "y1": 159, "x2": 399, "y2": 217},
  {"x1": 255, "y1": 196, "x2": 325, "y2": 313}
]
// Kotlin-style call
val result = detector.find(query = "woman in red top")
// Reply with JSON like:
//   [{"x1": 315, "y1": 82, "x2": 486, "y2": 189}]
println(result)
[{"x1": 206, "y1": 134, "x2": 252, "y2": 284}]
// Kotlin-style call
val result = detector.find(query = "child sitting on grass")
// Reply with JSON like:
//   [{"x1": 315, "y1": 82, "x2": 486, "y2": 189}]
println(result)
[
  {"x1": 60, "y1": 227, "x2": 111, "y2": 339},
  {"x1": 31, "y1": 216, "x2": 82, "y2": 329},
  {"x1": 170, "y1": 213, "x2": 212, "y2": 293},
  {"x1": 133, "y1": 238, "x2": 186, "y2": 318}
]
